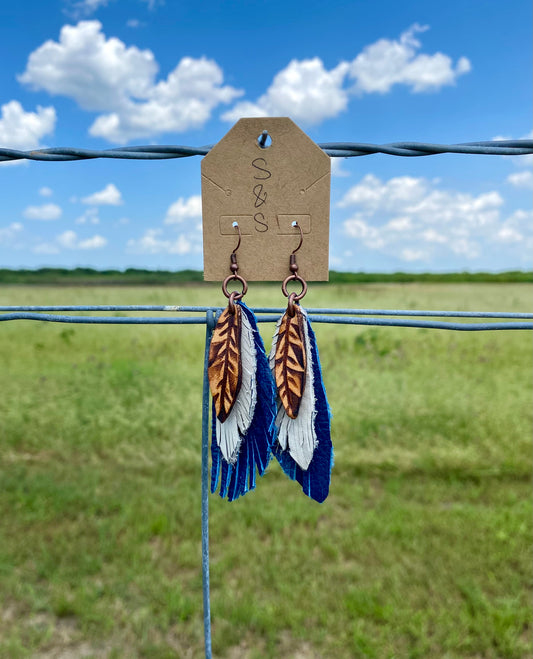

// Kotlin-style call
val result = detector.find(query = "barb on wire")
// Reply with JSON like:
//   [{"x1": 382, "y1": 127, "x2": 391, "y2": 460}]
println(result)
[{"x1": 1, "y1": 140, "x2": 532, "y2": 163}]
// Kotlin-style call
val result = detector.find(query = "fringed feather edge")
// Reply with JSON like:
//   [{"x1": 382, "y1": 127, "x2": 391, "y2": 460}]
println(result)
[
  {"x1": 211, "y1": 301, "x2": 276, "y2": 501},
  {"x1": 273, "y1": 309, "x2": 333, "y2": 503}
]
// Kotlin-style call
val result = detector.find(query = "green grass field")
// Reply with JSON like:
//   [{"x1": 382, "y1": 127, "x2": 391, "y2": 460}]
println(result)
[{"x1": 0, "y1": 283, "x2": 531, "y2": 658}]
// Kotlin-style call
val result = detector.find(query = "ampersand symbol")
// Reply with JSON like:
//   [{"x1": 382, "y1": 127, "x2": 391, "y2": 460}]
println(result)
[{"x1": 253, "y1": 184, "x2": 267, "y2": 208}]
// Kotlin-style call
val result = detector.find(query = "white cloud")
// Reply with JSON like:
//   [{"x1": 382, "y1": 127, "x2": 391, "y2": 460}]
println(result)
[
  {"x1": 39, "y1": 186, "x2": 53, "y2": 197},
  {"x1": 339, "y1": 174, "x2": 512, "y2": 262},
  {"x1": 401, "y1": 248, "x2": 428, "y2": 262},
  {"x1": 57, "y1": 229, "x2": 107, "y2": 249},
  {"x1": 57, "y1": 230, "x2": 77, "y2": 248},
  {"x1": 338, "y1": 174, "x2": 429, "y2": 211},
  {"x1": 224, "y1": 24, "x2": 470, "y2": 124},
  {"x1": 494, "y1": 209, "x2": 533, "y2": 246},
  {"x1": 127, "y1": 228, "x2": 192, "y2": 254},
  {"x1": 81, "y1": 183, "x2": 123, "y2": 205},
  {"x1": 164, "y1": 195, "x2": 202, "y2": 224},
  {"x1": 507, "y1": 170, "x2": 533, "y2": 189},
  {"x1": 78, "y1": 235, "x2": 107, "y2": 249},
  {"x1": 63, "y1": 0, "x2": 109, "y2": 19},
  {"x1": 223, "y1": 58, "x2": 350, "y2": 125},
  {"x1": 33, "y1": 242, "x2": 60, "y2": 255},
  {"x1": 331, "y1": 158, "x2": 350, "y2": 178},
  {"x1": 349, "y1": 24, "x2": 471, "y2": 94},
  {"x1": 141, "y1": 0, "x2": 163, "y2": 8},
  {"x1": 0, "y1": 222, "x2": 23, "y2": 244},
  {"x1": 75, "y1": 208, "x2": 100, "y2": 224},
  {"x1": 126, "y1": 18, "x2": 143, "y2": 28},
  {"x1": 23, "y1": 203, "x2": 62, "y2": 220},
  {"x1": 421, "y1": 228, "x2": 448, "y2": 244},
  {"x1": 19, "y1": 21, "x2": 241, "y2": 142},
  {"x1": 0, "y1": 100, "x2": 56, "y2": 150}
]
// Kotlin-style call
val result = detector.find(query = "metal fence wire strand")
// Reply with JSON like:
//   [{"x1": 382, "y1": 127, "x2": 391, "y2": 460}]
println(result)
[
  {"x1": 1, "y1": 139, "x2": 532, "y2": 162},
  {"x1": 1, "y1": 306, "x2": 532, "y2": 331}
]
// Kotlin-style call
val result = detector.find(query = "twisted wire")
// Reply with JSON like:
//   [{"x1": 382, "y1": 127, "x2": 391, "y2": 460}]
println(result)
[{"x1": 1, "y1": 140, "x2": 531, "y2": 162}]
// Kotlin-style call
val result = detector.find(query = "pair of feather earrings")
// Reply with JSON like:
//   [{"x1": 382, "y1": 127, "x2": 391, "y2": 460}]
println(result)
[{"x1": 208, "y1": 222, "x2": 333, "y2": 503}]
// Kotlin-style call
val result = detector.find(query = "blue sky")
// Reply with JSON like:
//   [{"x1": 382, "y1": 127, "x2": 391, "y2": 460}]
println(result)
[{"x1": 0, "y1": 0, "x2": 531, "y2": 272}]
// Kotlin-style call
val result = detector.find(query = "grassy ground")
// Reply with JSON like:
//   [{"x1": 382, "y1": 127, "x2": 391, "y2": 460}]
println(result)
[{"x1": 0, "y1": 283, "x2": 531, "y2": 658}]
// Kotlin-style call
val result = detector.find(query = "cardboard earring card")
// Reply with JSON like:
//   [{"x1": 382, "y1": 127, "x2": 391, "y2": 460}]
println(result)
[{"x1": 201, "y1": 117, "x2": 330, "y2": 281}]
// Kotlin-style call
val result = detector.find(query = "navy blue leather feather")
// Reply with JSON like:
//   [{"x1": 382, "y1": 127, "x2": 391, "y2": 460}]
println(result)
[
  {"x1": 211, "y1": 301, "x2": 276, "y2": 501},
  {"x1": 273, "y1": 314, "x2": 333, "y2": 503}
]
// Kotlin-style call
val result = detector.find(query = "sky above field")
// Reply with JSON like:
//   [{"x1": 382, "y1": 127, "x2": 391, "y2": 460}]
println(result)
[{"x1": 0, "y1": 0, "x2": 531, "y2": 272}]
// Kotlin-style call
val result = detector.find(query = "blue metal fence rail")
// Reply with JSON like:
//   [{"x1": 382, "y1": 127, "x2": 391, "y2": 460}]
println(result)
[{"x1": 2, "y1": 305, "x2": 532, "y2": 657}]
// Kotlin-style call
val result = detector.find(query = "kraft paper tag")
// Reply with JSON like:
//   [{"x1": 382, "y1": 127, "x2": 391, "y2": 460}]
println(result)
[{"x1": 201, "y1": 117, "x2": 330, "y2": 281}]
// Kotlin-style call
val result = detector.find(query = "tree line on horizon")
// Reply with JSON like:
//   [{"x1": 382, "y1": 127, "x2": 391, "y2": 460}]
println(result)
[{"x1": 0, "y1": 267, "x2": 531, "y2": 285}]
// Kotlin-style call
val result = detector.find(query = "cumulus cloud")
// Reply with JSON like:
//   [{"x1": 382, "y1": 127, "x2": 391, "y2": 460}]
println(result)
[
  {"x1": 164, "y1": 195, "x2": 202, "y2": 224},
  {"x1": 349, "y1": 24, "x2": 471, "y2": 94},
  {"x1": 127, "y1": 228, "x2": 193, "y2": 254},
  {"x1": 78, "y1": 234, "x2": 107, "y2": 249},
  {"x1": 33, "y1": 242, "x2": 60, "y2": 255},
  {"x1": 507, "y1": 170, "x2": 533, "y2": 189},
  {"x1": 57, "y1": 229, "x2": 107, "y2": 249},
  {"x1": 223, "y1": 58, "x2": 350, "y2": 125},
  {"x1": 0, "y1": 222, "x2": 24, "y2": 245},
  {"x1": 331, "y1": 158, "x2": 350, "y2": 178},
  {"x1": 0, "y1": 100, "x2": 56, "y2": 150},
  {"x1": 75, "y1": 208, "x2": 100, "y2": 224},
  {"x1": 81, "y1": 183, "x2": 123, "y2": 205},
  {"x1": 494, "y1": 209, "x2": 533, "y2": 247},
  {"x1": 23, "y1": 203, "x2": 62, "y2": 220},
  {"x1": 19, "y1": 21, "x2": 241, "y2": 142},
  {"x1": 63, "y1": 0, "x2": 109, "y2": 18},
  {"x1": 224, "y1": 24, "x2": 470, "y2": 124},
  {"x1": 338, "y1": 174, "x2": 517, "y2": 262},
  {"x1": 39, "y1": 186, "x2": 53, "y2": 197}
]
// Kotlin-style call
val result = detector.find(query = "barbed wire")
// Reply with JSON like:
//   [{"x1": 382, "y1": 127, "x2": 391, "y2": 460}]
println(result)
[{"x1": 1, "y1": 139, "x2": 532, "y2": 162}]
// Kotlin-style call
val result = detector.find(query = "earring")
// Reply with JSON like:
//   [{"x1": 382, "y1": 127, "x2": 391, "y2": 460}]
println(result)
[
  {"x1": 269, "y1": 222, "x2": 333, "y2": 503},
  {"x1": 208, "y1": 222, "x2": 276, "y2": 501}
]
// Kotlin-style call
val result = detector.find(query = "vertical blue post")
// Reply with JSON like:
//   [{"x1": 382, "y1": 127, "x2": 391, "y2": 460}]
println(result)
[{"x1": 201, "y1": 310, "x2": 215, "y2": 658}]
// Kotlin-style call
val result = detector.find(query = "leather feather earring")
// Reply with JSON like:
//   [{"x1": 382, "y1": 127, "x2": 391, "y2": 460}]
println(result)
[
  {"x1": 208, "y1": 222, "x2": 276, "y2": 501},
  {"x1": 269, "y1": 222, "x2": 333, "y2": 503}
]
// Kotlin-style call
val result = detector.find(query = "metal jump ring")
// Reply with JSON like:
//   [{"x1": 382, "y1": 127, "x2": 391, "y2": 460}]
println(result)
[
  {"x1": 222, "y1": 274, "x2": 248, "y2": 314},
  {"x1": 281, "y1": 273, "x2": 307, "y2": 300},
  {"x1": 286, "y1": 292, "x2": 298, "y2": 317}
]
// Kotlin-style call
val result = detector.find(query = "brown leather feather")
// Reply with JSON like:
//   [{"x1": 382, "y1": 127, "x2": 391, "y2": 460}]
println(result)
[
  {"x1": 208, "y1": 306, "x2": 242, "y2": 422},
  {"x1": 274, "y1": 306, "x2": 307, "y2": 419}
]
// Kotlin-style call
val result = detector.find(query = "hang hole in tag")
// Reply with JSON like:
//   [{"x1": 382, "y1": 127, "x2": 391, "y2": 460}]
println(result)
[{"x1": 257, "y1": 130, "x2": 273, "y2": 149}]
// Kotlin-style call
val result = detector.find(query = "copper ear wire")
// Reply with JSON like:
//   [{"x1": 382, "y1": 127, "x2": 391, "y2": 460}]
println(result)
[
  {"x1": 281, "y1": 221, "x2": 308, "y2": 317},
  {"x1": 222, "y1": 222, "x2": 248, "y2": 314}
]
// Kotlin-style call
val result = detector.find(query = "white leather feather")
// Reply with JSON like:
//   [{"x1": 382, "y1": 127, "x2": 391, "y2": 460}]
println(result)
[
  {"x1": 216, "y1": 309, "x2": 257, "y2": 464},
  {"x1": 270, "y1": 309, "x2": 317, "y2": 470}
]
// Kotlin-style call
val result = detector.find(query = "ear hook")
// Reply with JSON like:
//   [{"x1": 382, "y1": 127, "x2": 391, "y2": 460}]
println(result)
[
  {"x1": 231, "y1": 220, "x2": 242, "y2": 255},
  {"x1": 222, "y1": 221, "x2": 248, "y2": 313},
  {"x1": 291, "y1": 220, "x2": 303, "y2": 254},
  {"x1": 282, "y1": 221, "x2": 307, "y2": 316}
]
